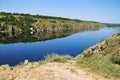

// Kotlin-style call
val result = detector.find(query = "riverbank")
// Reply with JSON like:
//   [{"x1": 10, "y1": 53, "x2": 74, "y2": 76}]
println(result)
[
  {"x1": 0, "y1": 12, "x2": 104, "y2": 33},
  {"x1": 76, "y1": 32, "x2": 120, "y2": 78},
  {"x1": 0, "y1": 32, "x2": 120, "y2": 80}
]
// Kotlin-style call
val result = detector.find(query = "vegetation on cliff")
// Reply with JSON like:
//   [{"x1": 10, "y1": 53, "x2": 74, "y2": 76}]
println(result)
[
  {"x1": 0, "y1": 12, "x2": 105, "y2": 44},
  {"x1": 0, "y1": 12, "x2": 104, "y2": 33},
  {"x1": 76, "y1": 32, "x2": 120, "y2": 77},
  {"x1": 105, "y1": 23, "x2": 120, "y2": 27}
]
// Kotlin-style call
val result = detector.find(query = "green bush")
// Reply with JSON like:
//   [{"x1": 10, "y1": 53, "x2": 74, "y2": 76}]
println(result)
[
  {"x1": 44, "y1": 54, "x2": 73, "y2": 63},
  {"x1": 110, "y1": 50, "x2": 120, "y2": 65}
]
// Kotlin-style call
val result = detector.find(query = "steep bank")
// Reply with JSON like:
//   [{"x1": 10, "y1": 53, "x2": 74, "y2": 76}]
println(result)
[
  {"x1": 0, "y1": 33, "x2": 120, "y2": 80},
  {"x1": 76, "y1": 32, "x2": 120, "y2": 77},
  {"x1": 77, "y1": 32, "x2": 120, "y2": 61},
  {"x1": 0, "y1": 12, "x2": 104, "y2": 33}
]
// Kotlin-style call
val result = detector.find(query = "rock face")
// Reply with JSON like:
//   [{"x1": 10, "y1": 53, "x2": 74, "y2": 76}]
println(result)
[
  {"x1": 0, "y1": 12, "x2": 104, "y2": 34},
  {"x1": 33, "y1": 22, "x2": 103, "y2": 32},
  {"x1": 76, "y1": 39, "x2": 108, "y2": 59},
  {"x1": 84, "y1": 40, "x2": 108, "y2": 55},
  {"x1": 76, "y1": 32, "x2": 120, "y2": 58}
]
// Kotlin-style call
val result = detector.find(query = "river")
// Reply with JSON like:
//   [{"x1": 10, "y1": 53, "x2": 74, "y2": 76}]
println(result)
[{"x1": 0, "y1": 27, "x2": 120, "y2": 66}]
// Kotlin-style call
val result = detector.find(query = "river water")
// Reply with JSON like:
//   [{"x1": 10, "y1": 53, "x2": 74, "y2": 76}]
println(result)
[{"x1": 0, "y1": 27, "x2": 120, "y2": 66}]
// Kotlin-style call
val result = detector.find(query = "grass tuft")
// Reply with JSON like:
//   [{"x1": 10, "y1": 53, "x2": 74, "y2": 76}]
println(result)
[
  {"x1": 44, "y1": 54, "x2": 73, "y2": 63},
  {"x1": 76, "y1": 54, "x2": 120, "y2": 77}
]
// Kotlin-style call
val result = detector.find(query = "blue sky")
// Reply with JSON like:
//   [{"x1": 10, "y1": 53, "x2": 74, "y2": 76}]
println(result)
[{"x1": 0, "y1": 0, "x2": 120, "y2": 23}]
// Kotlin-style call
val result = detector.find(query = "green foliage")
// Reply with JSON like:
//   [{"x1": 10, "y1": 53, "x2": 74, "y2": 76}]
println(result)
[
  {"x1": 0, "y1": 12, "x2": 104, "y2": 36},
  {"x1": 37, "y1": 54, "x2": 73, "y2": 65},
  {"x1": 105, "y1": 23, "x2": 120, "y2": 27},
  {"x1": 76, "y1": 33, "x2": 120, "y2": 77},
  {"x1": 110, "y1": 50, "x2": 120, "y2": 65},
  {"x1": 44, "y1": 54, "x2": 73, "y2": 63},
  {"x1": 19, "y1": 61, "x2": 24, "y2": 65},
  {"x1": 44, "y1": 54, "x2": 51, "y2": 62},
  {"x1": 77, "y1": 54, "x2": 120, "y2": 77},
  {"x1": 0, "y1": 13, "x2": 37, "y2": 32},
  {"x1": 0, "y1": 12, "x2": 104, "y2": 44},
  {"x1": 0, "y1": 12, "x2": 12, "y2": 15}
]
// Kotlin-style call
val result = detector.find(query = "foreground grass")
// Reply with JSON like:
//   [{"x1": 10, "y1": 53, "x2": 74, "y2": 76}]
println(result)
[
  {"x1": 76, "y1": 54, "x2": 120, "y2": 77},
  {"x1": 17, "y1": 54, "x2": 73, "y2": 67},
  {"x1": 17, "y1": 53, "x2": 120, "y2": 77},
  {"x1": 39, "y1": 54, "x2": 73, "y2": 64}
]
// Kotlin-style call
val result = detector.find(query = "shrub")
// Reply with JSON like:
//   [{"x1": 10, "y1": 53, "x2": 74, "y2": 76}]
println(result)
[
  {"x1": 44, "y1": 54, "x2": 73, "y2": 63},
  {"x1": 110, "y1": 49, "x2": 120, "y2": 65}
]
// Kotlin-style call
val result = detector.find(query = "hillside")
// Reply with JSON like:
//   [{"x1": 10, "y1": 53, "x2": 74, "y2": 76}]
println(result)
[
  {"x1": 0, "y1": 12, "x2": 104, "y2": 33},
  {"x1": 77, "y1": 32, "x2": 120, "y2": 64},
  {"x1": 76, "y1": 32, "x2": 120, "y2": 77},
  {"x1": 0, "y1": 32, "x2": 120, "y2": 80},
  {"x1": 0, "y1": 12, "x2": 105, "y2": 44},
  {"x1": 105, "y1": 23, "x2": 120, "y2": 27}
]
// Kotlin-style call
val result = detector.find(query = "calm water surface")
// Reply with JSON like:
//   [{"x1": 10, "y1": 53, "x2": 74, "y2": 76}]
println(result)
[{"x1": 0, "y1": 27, "x2": 120, "y2": 66}]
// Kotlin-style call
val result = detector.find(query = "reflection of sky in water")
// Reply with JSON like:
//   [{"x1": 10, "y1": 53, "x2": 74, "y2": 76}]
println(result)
[{"x1": 0, "y1": 27, "x2": 120, "y2": 66}]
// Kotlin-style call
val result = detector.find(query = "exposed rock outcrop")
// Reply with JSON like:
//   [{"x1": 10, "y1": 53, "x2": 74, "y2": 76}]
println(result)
[{"x1": 76, "y1": 32, "x2": 120, "y2": 58}]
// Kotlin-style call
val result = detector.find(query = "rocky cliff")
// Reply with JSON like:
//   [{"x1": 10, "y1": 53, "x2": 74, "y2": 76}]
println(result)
[
  {"x1": 76, "y1": 32, "x2": 120, "y2": 66},
  {"x1": 0, "y1": 12, "x2": 104, "y2": 33}
]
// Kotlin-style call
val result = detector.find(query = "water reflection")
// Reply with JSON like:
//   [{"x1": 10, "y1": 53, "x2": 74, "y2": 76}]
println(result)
[{"x1": 0, "y1": 27, "x2": 100, "y2": 44}]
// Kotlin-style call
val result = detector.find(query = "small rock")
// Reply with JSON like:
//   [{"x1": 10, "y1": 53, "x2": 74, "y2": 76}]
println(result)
[
  {"x1": 1, "y1": 64, "x2": 10, "y2": 70},
  {"x1": 24, "y1": 60, "x2": 29, "y2": 65}
]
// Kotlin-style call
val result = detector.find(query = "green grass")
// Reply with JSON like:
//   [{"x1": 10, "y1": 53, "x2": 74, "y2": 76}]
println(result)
[
  {"x1": 15, "y1": 54, "x2": 73, "y2": 66},
  {"x1": 37, "y1": 54, "x2": 73, "y2": 66},
  {"x1": 76, "y1": 32, "x2": 120, "y2": 77},
  {"x1": 19, "y1": 61, "x2": 24, "y2": 65},
  {"x1": 109, "y1": 49, "x2": 120, "y2": 65},
  {"x1": 43, "y1": 54, "x2": 73, "y2": 63},
  {"x1": 76, "y1": 54, "x2": 120, "y2": 77},
  {"x1": 0, "y1": 12, "x2": 104, "y2": 33}
]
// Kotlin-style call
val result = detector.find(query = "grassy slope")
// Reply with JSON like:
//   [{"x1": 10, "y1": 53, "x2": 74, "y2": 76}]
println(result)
[
  {"x1": 42, "y1": 34, "x2": 120, "y2": 78},
  {"x1": 0, "y1": 12, "x2": 104, "y2": 31},
  {"x1": 0, "y1": 12, "x2": 105, "y2": 44},
  {"x1": 76, "y1": 32, "x2": 120, "y2": 77}
]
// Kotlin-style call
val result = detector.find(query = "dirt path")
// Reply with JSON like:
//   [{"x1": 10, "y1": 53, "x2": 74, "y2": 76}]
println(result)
[{"x1": 0, "y1": 61, "x2": 119, "y2": 80}]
